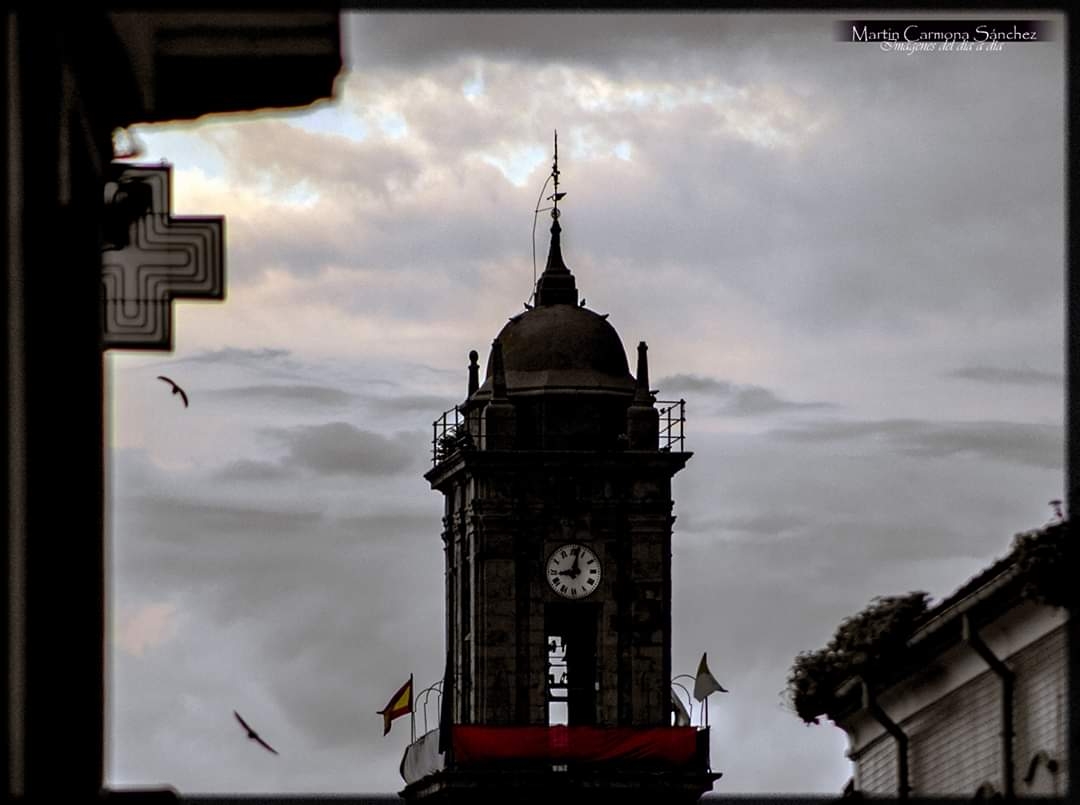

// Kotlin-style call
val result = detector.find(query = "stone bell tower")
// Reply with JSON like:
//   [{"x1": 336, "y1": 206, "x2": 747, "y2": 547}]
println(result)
[{"x1": 402, "y1": 140, "x2": 718, "y2": 803}]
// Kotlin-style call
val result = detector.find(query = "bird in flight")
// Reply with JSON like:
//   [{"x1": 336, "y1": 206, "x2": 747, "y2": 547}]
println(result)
[
  {"x1": 234, "y1": 711, "x2": 279, "y2": 755},
  {"x1": 157, "y1": 375, "x2": 188, "y2": 408}
]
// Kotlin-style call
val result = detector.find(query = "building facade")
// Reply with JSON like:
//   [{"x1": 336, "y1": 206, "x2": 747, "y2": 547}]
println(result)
[{"x1": 833, "y1": 523, "x2": 1070, "y2": 799}]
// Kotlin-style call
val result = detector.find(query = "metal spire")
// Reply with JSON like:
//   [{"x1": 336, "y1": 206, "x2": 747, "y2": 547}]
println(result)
[
  {"x1": 531, "y1": 130, "x2": 577, "y2": 306},
  {"x1": 543, "y1": 130, "x2": 569, "y2": 275}
]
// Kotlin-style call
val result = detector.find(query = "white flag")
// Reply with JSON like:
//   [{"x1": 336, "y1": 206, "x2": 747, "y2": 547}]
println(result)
[{"x1": 693, "y1": 652, "x2": 728, "y2": 701}]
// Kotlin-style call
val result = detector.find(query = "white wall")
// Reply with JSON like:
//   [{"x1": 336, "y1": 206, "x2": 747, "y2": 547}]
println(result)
[{"x1": 844, "y1": 603, "x2": 1067, "y2": 797}]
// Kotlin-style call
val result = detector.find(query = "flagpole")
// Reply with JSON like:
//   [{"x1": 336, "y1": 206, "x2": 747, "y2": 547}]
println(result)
[{"x1": 410, "y1": 673, "x2": 416, "y2": 743}]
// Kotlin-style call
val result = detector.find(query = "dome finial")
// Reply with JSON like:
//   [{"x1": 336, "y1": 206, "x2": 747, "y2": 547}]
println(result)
[
  {"x1": 633, "y1": 341, "x2": 653, "y2": 405},
  {"x1": 468, "y1": 350, "x2": 480, "y2": 397}
]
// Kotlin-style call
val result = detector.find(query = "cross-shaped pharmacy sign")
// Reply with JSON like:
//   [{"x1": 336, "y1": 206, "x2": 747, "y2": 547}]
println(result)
[{"x1": 101, "y1": 164, "x2": 224, "y2": 350}]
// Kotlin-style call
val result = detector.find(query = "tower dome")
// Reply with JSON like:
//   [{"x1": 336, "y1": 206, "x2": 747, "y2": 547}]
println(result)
[
  {"x1": 476, "y1": 216, "x2": 634, "y2": 399},
  {"x1": 480, "y1": 303, "x2": 634, "y2": 396}
]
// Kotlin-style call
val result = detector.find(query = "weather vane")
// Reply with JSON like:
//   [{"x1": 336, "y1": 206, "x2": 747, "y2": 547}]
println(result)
[
  {"x1": 548, "y1": 130, "x2": 566, "y2": 219},
  {"x1": 530, "y1": 129, "x2": 568, "y2": 301}
]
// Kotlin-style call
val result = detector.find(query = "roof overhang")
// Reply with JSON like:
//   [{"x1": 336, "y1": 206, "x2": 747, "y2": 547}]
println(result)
[{"x1": 106, "y1": 9, "x2": 342, "y2": 126}]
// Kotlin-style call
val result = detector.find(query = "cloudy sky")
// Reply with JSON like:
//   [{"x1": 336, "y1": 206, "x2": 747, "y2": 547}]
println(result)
[{"x1": 105, "y1": 12, "x2": 1065, "y2": 797}]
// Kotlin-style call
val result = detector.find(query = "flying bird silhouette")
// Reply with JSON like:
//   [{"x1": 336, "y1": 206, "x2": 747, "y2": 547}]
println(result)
[
  {"x1": 157, "y1": 375, "x2": 188, "y2": 408},
  {"x1": 234, "y1": 711, "x2": 279, "y2": 755}
]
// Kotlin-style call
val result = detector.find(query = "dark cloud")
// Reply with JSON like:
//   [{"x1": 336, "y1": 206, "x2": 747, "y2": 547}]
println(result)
[
  {"x1": 338, "y1": 511, "x2": 435, "y2": 541},
  {"x1": 768, "y1": 418, "x2": 1063, "y2": 470},
  {"x1": 210, "y1": 384, "x2": 354, "y2": 406},
  {"x1": 265, "y1": 422, "x2": 423, "y2": 476},
  {"x1": 367, "y1": 393, "x2": 456, "y2": 415},
  {"x1": 127, "y1": 497, "x2": 324, "y2": 544},
  {"x1": 135, "y1": 347, "x2": 296, "y2": 379},
  {"x1": 676, "y1": 497, "x2": 987, "y2": 566},
  {"x1": 658, "y1": 374, "x2": 736, "y2": 394},
  {"x1": 113, "y1": 495, "x2": 330, "y2": 594},
  {"x1": 657, "y1": 373, "x2": 833, "y2": 416},
  {"x1": 214, "y1": 459, "x2": 294, "y2": 482},
  {"x1": 722, "y1": 386, "x2": 833, "y2": 417},
  {"x1": 947, "y1": 366, "x2": 1063, "y2": 386},
  {"x1": 113, "y1": 490, "x2": 438, "y2": 598},
  {"x1": 345, "y1": 13, "x2": 814, "y2": 75},
  {"x1": 184, "y1": 347, "x2": 291, "y2": 364}
]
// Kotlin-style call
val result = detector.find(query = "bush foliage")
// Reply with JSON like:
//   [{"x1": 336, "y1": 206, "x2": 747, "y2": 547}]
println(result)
[
  {"x1": 786, "y1": 591, "x2": 931, "y2": 725},
  {"x1": 1011, "y1": 520, "x2": 1071, "y2": 608}
]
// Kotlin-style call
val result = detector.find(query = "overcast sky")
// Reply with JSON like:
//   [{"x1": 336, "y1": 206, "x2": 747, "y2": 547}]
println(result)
[{"x1": 105, "y1": 12, "x2": 1065, "y2": 796}]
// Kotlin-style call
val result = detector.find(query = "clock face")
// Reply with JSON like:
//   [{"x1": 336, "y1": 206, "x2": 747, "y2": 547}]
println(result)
[{"x1": 546, "y1": 543, "x2": 602, "y2": 599}]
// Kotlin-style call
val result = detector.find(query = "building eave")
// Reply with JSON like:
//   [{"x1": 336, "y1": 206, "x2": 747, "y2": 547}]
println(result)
[{"x1": 107, "y1": 9, "x2": 342, "y2": 127}]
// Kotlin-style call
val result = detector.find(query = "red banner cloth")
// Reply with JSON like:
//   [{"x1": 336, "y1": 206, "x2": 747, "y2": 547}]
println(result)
[{"x1": 451, "y1": 725, "x2": 699, "y2": 766}]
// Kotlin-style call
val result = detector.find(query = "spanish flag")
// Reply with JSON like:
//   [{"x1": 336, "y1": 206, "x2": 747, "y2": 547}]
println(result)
[{"x1": 378, "y1": 675, "x2": 413, "y2": 736}]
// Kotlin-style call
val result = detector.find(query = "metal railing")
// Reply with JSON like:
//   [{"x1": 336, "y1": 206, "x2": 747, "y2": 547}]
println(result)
[
  {"x1": 431, "y1": 398, "x2": 687, "y2": 465},
  {"x1": 657, "y1": 399, "x2": 686, "y2": 452},
  {"x1": 432, "y1": 405, "x2": 484, "y2": 466}
]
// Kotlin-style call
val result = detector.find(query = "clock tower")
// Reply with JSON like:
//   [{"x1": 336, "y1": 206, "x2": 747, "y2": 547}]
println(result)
[{"x1": 401, "y1": 149, "x2": 718, "y2": 803}]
